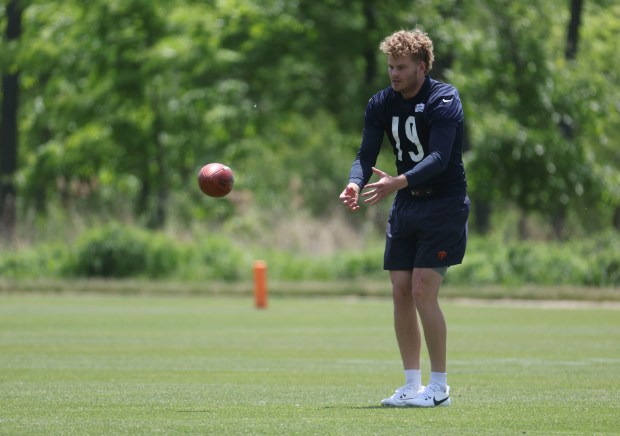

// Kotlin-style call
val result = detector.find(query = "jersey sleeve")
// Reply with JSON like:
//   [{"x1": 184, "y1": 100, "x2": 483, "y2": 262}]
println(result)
[{"x1": 348, "y1": 94, "x2": 385, "y2": 189}]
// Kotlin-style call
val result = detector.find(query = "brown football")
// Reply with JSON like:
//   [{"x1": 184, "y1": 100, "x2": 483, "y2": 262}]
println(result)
[{"x1": 197, "y1": 163, "x2": 234, "y2": 197}]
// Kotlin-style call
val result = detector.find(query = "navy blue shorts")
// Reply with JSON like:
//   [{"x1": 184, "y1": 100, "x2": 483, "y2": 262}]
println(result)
[{"x1": 384, "y1": 192, "x2": 470, "y2": 270}]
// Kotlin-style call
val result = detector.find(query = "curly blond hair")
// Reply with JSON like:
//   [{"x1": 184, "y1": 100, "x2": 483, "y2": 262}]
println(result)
[{"x1": 379, "y1": 28, "x2": 434, "y2": 74}]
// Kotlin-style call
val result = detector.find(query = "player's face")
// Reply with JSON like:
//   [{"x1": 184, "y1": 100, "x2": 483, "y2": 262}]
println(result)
[{"x1": 387, "y1": 55, "x2": 426, "y2": 99}]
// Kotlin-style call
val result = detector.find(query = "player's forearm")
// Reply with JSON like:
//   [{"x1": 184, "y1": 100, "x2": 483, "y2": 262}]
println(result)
[
  {"x1": 349, "y1": 156, "x2": 377, "y2": 188},
  {"x1": 403, "y1": 152, "x2": 445, "y2": 187}
]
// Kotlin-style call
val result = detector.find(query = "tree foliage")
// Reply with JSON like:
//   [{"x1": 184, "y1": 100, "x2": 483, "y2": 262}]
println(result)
[{"x1": 1, "y1": 0, "x2": 619, "y2": 239}]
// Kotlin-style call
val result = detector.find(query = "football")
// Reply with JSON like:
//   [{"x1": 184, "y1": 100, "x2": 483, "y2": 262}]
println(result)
[{"x1": 197, "y1": 163, "x2": 234, "y2": 197}]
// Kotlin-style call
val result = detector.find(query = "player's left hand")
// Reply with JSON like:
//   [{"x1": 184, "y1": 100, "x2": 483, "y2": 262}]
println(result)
[{"x1": 362, "y1": 167, "x2": 407, "y2": 205}]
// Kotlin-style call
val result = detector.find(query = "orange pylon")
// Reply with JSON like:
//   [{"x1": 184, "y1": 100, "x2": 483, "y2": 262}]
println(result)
[{"x1": 253, "y1": 260, "x2": 268, "y2": 309}]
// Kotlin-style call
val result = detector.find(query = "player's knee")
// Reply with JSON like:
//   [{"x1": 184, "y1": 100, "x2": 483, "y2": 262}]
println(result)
[
  {"x1": 392, "y1": 284, "x2": 412, "y2": 305},
  {"x1": 411, "y1": 282, "x2": 427, "y2": 302},
  {"x1": 411, "y1": 271, "x2": 441, "y2": 303}
]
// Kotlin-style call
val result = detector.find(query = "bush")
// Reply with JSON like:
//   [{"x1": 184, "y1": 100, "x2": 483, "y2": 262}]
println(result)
[
  {"x1": 336, "y1": 248, "x2": 384, "y2": 279},
  {"x1": 447, "y1": 232, "x2": 620, "y2": 287},
  {"x1": 71, "y1": 225, "x2": 179, "y2": 278},
  {"x1": 0, "y1": 244, "x2": 69, "y2": 279},
  {"x1": 1, "y1": 224, "x2": 619, "y2": 288},
  {"x1": 173, "y1": 234, "x2": 252, "y2": 282}
]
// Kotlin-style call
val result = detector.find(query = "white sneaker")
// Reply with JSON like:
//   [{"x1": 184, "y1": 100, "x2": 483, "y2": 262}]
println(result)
[
  {"x1": 380, "y1": 384, "x2": 425, "y2": 407},
  {"x1": 406, "y1": 383, "x2": 451, "y2": 407}
]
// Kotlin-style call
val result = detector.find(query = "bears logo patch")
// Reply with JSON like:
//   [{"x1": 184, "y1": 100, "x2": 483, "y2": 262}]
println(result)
[{"x1": 437, "y1": 251, "x2": 447, "y2": 261}]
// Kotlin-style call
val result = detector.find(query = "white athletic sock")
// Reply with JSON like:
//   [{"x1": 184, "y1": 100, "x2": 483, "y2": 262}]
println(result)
[
  {"x1": 429, "y1": 372, "x2": 447, "y2": 390},
  {"x1": 404, "y1": 369, "x2": 421, "y2": 387}
]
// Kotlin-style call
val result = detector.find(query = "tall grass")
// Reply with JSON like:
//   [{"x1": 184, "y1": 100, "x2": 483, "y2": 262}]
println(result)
[
  {"x1": 2, "y1": 203, "x2": 620, "y2": 289},
  {"x1": 2, "y1": 223, "x2": 620, "y2": 289}
]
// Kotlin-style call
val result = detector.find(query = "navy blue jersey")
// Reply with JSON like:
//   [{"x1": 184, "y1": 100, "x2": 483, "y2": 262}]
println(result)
[{"x1": 349, "y1": 76, "x2": 467, "y2": 196}]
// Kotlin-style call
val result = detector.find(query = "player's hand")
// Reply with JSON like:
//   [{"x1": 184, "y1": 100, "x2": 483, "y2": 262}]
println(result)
[
  {"x1": 362, "y1": 167, "x2": 407, "y2": 205},
  {"x1": 339, "y1": 183, "x2": 360, "y2": 211}
]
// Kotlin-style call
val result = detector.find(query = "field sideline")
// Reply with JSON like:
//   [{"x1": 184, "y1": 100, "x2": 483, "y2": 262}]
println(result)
[{"x1": 1, "y1": 293, "x2": 619, "y2": 435}]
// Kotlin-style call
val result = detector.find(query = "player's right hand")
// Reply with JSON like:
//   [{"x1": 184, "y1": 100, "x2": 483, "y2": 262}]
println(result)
[{"x1": 339, "y1": 183, "x2": 360, "y2": 212}]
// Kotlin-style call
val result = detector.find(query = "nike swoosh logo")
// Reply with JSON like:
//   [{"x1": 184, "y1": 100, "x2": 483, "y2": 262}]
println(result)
[
  {"x1": 442, "y1": 98, "x2": 453, "y2": 103},
  {"x1": 433, "y1": 396, "x2": 449, "y2": 406}
]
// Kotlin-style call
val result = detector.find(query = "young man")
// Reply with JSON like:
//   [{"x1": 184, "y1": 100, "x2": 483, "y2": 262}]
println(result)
[{"x1": 339, "y1": 28, "x2": 470, "y2": 407}]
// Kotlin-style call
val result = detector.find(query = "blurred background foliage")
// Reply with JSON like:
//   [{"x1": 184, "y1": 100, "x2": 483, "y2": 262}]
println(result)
[{"x1": 1, "y1": 0, "x2": 620, "y2": 286}]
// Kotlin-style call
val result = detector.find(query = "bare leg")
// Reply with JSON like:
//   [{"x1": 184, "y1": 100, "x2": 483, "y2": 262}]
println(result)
[
  {"x1": 411, "y1": 268, "x2": 446, "y2": 373},
  {"x1": 390, "y1": 270, "x2": 421, "y2": 370}
]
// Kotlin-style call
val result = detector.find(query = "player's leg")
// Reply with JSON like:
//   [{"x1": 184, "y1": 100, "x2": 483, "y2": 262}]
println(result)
[
  {"x1": 381, "y1": 195, "x2": 427, "y2": 406},
  {"x1": 411, "y1": 267, "x2": 446, "y2": 373},
  {"x1": 381, "y1": 269, "x2": 424, "y2": 406},
  {"x1": 406, "y1": 267, "x2": 451, "y2": 407},
  {"x1": 406, "y1": 194, "x2": 469, "y2": 407},
  {"x1": 391, "y1": 270, "x2": 421, "y2": 370}
]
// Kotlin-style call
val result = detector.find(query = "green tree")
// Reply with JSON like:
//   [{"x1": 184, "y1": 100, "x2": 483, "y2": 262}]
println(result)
[
  {"x1": 4, "y1": 0, "x2": 619, "y2": 241},
  {"x1": 568, "y1": 1, "x2": 620, "y2": 229},
  {"x1": 18, "y1": 1, "x2": 228, "y2": 227},
  {"x1": 0, "y1": 0, "x2": 22, "y2": 244},
  {"x1": 451, "y1": 0, "x2": 605, "y2": 238}
]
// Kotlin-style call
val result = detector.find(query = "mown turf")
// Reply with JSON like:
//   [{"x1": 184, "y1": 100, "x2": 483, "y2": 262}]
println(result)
[{"x1": 0, "y1": 294, "x2": 618, "y2": 435}]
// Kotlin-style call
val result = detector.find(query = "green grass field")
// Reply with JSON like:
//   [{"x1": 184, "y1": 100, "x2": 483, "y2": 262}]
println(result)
[{"x1": 1, "y1": 293, "x2": 619, "y2": 435}]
